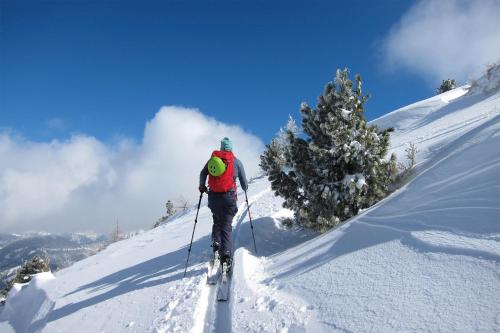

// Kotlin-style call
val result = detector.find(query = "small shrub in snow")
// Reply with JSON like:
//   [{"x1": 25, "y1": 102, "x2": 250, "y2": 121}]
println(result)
[
  {"x1": 436, "y1": 79, "x2": 457, "y2": 94},
  {"x1": 261, "y1": 68, "x2": 397, "y2": 231},
  {"x1": 153, "y1": 200, "x2": 177, "y2": 228},
  {"x1": 153, "y1": 220, "x2": 162, "y2": 229},
  {"x1": 10, "y1": 256, "x2": 50, "y2": 287},
  {"x1": 395, "y1": 142, "x2": 419, "y2": 185},
  {"x1": 469, "y1": 59, "x2": 500, "y2": 94}
]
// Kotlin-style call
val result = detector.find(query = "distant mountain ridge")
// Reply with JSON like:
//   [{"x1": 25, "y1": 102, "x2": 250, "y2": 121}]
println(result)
[{"x1": 0, "y1": 232, "x2": 107, "y2": 290}]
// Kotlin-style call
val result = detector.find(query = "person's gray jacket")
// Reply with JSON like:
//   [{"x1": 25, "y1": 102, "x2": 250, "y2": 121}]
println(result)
[{"x1": 200, "y1": 156, "x2": 248, "y2": 191}]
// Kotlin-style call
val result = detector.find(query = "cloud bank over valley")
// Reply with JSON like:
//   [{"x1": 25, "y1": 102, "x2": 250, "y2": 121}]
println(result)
[{"x1": 0, "y1": 106, "x2": 264, "y2": 233}]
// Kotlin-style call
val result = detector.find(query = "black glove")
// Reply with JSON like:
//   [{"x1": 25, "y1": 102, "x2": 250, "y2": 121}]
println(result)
[{"x1": 199, "y1": 185, "x2": 207, "y2": 193}]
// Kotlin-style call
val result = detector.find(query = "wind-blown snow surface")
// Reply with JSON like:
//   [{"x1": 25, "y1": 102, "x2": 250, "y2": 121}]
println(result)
[{"x1": 1, "y1": 84, "x2": 499, "y2": 332}]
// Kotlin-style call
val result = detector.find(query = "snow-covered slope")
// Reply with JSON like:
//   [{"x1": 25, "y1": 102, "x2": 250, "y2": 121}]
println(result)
[
  {"x1": 1, "y1": 81, "x2": 499, "y2": 332},
  {"x1": 265, "y1": 86, "x2": 500, "y2": 332}
]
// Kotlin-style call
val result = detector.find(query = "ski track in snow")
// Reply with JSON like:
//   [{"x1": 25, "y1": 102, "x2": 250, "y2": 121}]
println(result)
[
  {"x1": 152, "y1": 186, "x2": 276, "y2": 333},
  {"x1": 193, "y1": 187, "x2": 270, "y2": 333},
  {"x1": 227, "y1": 189, "x2": 319, "y2": 333},
  {"x1": 192, "y1": 195, "x2": 252, "y2": 333},
  {"x1": 188, "y1": 186, "x2": 320, "y2": 333}
]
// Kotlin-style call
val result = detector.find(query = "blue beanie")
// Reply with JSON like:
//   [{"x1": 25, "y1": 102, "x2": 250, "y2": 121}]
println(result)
[{"x1": 220, "y1": 137, "x2": 233, "y2": 151}]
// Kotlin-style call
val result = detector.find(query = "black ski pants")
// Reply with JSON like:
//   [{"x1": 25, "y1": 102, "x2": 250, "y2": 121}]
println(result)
[{"x1": 207, "y1": 190, "x2": 238, "y2": 259}]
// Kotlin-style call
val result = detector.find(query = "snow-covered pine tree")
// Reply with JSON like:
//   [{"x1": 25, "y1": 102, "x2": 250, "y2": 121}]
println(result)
[
  {"x1": 259, "y1": 138, "x2": 283, "y2": 176},
  {"x1": 260, "y1": 117, "x2": 296, "y2": 176},
  {"x1": 436, "y1": 79, "x2": 456, "y2": 94},
  {"x1": 165, "y1": 200, "x2": 175, "y2": 217},
  {"x1": 260, "y1": 118, "x2": 305, "y2": 213},
  {"x1": 263, "y1": 68, "x2": 397, "y2": 231}
]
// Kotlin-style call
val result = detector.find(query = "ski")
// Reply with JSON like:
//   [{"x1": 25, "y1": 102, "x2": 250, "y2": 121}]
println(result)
[
  {"x1": 207, "y1": 252, "x2": 220, "y2": 285},
  {"x1": 216, "y1": 262, "x2": 231, "y2": 301}
]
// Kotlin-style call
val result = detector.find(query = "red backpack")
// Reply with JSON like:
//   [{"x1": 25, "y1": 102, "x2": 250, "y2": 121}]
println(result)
[{"x1": 208, "y1": 150, "x2": 236, "y2": 192}]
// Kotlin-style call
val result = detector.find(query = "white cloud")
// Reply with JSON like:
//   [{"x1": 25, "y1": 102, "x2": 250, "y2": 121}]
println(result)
[
  {"x1": 383, "y1": 0, "x2": 500, "y2": 83},
  {"x1": 0, "y1": 106, "x2": 264, "y2": 233}
]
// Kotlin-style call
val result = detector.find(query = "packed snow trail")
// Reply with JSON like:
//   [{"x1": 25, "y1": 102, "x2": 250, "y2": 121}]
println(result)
[
  {"x1": 193, "y1": 190, "x2": 259, "y2": 333},
  {"x1": 192, "y1": 186, "x2": 307, "y2": 333}
]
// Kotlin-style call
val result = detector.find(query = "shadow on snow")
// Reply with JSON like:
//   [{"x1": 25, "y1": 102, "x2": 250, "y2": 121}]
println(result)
[{"x1": 45, "y1": 234, "x2": 213, "y2": 324}]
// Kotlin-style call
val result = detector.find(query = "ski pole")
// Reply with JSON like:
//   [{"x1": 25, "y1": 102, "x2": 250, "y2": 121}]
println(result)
[
  {"x1": 244, "y1": 191, "x2": 257, "y2": 254},
  {"x1": 183, "y1": 191, "x2": 204, "y2": 277}
]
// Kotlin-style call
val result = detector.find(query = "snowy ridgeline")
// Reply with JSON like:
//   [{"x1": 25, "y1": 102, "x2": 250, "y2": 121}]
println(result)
[
  {"x1": 0, "y1": 232, "x2": 108, "y2": 292},
  {"x1": 1, "y1": 76, "x2": 500, "y2": 332}
]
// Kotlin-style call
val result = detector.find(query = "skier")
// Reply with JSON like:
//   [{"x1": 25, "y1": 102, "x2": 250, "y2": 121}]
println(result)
[{"x1": 199, "y1": 137, "x2": 248, "y2": 273}]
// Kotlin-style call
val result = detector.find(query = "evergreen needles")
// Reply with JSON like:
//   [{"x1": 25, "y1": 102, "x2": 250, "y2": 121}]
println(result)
[{"x1": 261, "y1": 68, "x2": 397, "y2": 231}]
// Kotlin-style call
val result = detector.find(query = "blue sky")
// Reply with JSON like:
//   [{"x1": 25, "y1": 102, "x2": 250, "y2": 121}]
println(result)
[
  {"x1": 0, "y1": 0, "x2": 429, "y2": 144},
  {"x1": 2, "y1": 0, "x2": 499, "y2": 232}
]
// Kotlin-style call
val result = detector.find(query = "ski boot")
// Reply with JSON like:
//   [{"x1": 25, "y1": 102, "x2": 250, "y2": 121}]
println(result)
[
  {"x1": 207, "y1": 242, "x2": 221, "y2": 284},
  {"x1": 221, "y1": 255, "x2": 232, "y2": 275}
]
